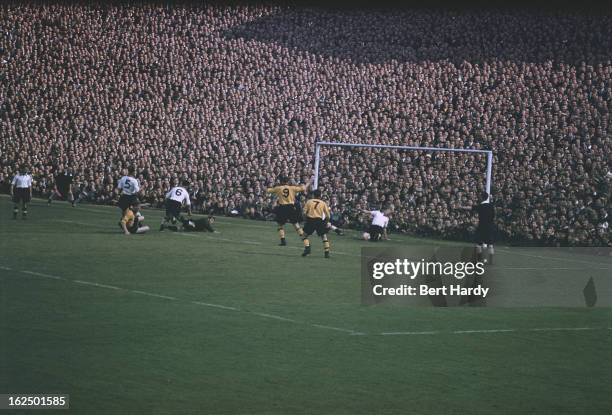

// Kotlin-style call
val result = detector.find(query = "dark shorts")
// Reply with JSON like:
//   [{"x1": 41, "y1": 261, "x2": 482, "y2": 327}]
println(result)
[
  {"x1": 51, "y1": 188, "x2": 72, "y2": 200},
  {"x1": 274, "y1": 204, "x2": 300, "y2": 225},
  {"x1": 13, "y1": 188, "x2": 31, "y2": 203},
  {"x1": 165, "y1": 199, "x2": 182, "y2": 220},
  {"x1": 476, "y1": 224, "x2": 495, "y2": 245},
  {"x1": 57, "y1": 186, "x2": 72, "y2": 196},
  {"x1": 303, "y1": 218, "x2": 328, "y2": 237},
  {"x1": 368, "y1": 224, "x2": 384, "y2": 241},
  {"x1": 294, "y1": 204, "x2": 304, "y2": 223},
  {"x1": 118, "y1": 194, "x2": 138, "y2": 211}
]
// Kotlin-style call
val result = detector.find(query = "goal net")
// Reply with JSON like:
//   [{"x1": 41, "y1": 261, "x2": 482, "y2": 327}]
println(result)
[{"x1": 311, "y1": 141, "x2": 493, "y2": 237}]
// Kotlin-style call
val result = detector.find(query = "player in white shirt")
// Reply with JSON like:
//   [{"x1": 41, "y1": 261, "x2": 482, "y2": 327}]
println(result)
[
  {"x1": 11, "y1": 165, "x2": 33, "y2": 220},
  {"x1": 160, "y1": 179, "x2": 192, "y2": 231},
  {"x1": 361, "y1": 207, "x2": 391, "y2": 241},
  {"x1": 117, "y1": 166, "x2": 141, "y2": 215}
]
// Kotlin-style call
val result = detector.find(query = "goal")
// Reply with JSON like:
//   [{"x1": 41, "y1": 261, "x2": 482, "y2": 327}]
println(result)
[{"x1": 312, "y1": 141, "x2": 493, "y2": 196}]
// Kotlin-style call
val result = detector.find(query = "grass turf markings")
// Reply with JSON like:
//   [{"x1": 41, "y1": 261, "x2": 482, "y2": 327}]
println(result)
[{"x1": 7, "y1": 265, "x2": 608, "y2": 338}]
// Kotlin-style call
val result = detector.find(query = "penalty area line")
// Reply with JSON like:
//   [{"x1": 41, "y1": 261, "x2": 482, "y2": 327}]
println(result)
[
  {"x1": 21, "y1": 270, "x2": 63, "y2": 280},
  {"x1": 8, "y1": 264, "x2": 362, "y2": 336},
  {"x1": 73, "y1": 279, "x2": 123, "y2": 290},
  {"x1": 378, "y1": 327, "x2": 610, "y2": 336},
  {"x1": 312, "y1": 324, "x2": 365, "y2": 335},
  {"x1": 128, "y1": 290, "x2": 177, "y2": 301},
  {"x1": 251, "y1": 312, "x2": 297, "y2": 322},
  {"x1": 191, "y1": 300, "x2": 240, "y2": 311}
]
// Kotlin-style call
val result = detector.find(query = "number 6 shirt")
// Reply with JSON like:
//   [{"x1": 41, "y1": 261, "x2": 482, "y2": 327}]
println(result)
[{"x1": 166, "y1": 186, "x2": 191, "y2": 206}]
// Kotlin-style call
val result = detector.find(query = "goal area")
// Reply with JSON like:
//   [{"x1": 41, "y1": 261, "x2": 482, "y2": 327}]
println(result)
[{"x1": 312, "y1": 141, "x2": 493, "y2": 196}]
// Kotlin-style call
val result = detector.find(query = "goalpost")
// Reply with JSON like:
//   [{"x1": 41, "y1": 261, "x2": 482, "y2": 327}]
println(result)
[{"x1": 312, "y1": 141, "x2": 493, "y2": 196}]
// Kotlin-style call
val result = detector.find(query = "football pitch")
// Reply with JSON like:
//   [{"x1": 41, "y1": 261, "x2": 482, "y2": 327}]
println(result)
[{"x1": 1, "y1": 196, "x2": 611, "y2": 414}]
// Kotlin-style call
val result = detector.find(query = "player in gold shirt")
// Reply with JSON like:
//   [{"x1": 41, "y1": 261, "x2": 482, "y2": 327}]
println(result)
[
  {"x1": 301, "y1": 189, "x2": 332, "y2": 258},
  {"x1": 266, "y1": 175, "x2": 311, "y2": 246},
  {"x1": 119, "y1": 202, "x2": 150, "y2": 235}
]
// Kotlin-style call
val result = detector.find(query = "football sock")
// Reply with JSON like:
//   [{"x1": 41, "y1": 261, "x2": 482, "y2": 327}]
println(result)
[
  {"x1": 295, "y1": 226, "x2": 304, "y2": 238},
  {"x1": 303, "y1": 238, "x2": 310, "y2": 248},
  {"x1": 13, "y1": 206, "x2": 18, "y2": 218},
  {"x1": 323, "y1": 236, "x2": 330, "y2": 254},
  {"x1": 278, "y1": 227, "x2": 285, "y2": 240}
]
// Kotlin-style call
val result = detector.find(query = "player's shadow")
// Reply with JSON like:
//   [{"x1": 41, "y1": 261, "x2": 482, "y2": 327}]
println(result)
[{"x1": 222, "y1": 9, "x2": 612, "y2": 65}]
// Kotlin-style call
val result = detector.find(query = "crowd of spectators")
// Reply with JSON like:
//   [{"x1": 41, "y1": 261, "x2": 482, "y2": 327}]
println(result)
[{"x1": 0, "y1": 3, "x2": 610, "y2": 246}]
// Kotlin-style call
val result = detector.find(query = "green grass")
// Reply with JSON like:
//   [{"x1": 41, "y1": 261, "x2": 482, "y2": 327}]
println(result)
[{"x1": 0, "y1": 196, "x2": 611, "y2": 414}]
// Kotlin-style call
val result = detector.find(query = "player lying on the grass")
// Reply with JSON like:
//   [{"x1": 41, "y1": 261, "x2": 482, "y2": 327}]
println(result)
[
  {"x1": 119, "y1": 201, "x2": 150, "y2": 235},
  {"x1": 266, "y1": 174, "x2": 311, "y2": 246},
  {"x1": 162, "y1": 215, "x2": 216, "y2": 232},
  {"x1": 117, "y1": 166, "x2": 141, "y2": 217},
  {"x1": 47, "y1": 165, "x2": 75, "y2": 207},
  {"x1": 11, "y1": 165, "x2": 32, "y2": 220},
  {"x1": 360, "y1": 207, "x2": 391, "y2": 241},
  {"x1": 160, "y1": 179, "x2": 192, "y2": 231},
  {"x1": 301, "y1": 189, "x2": 332, "y2": 258}
]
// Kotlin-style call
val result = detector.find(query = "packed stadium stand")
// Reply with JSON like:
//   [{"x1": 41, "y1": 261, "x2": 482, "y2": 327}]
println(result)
[{"x1": 0, "y1": 3, "x2": 610, "y2": 246}]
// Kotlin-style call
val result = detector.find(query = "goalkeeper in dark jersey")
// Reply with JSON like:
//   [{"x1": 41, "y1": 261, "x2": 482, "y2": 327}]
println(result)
[
  {"x1": 461, "y1": 191, "x2": 495, "y2": 264},
  {"x1": 165, "y1": 215, "x2": 216, "y2": 232}
]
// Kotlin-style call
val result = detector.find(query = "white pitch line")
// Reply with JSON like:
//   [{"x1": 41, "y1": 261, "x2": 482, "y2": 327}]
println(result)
[
  {"x1": 191, "y1": 300, "x2": 240, "y2": 311},
  {"x1": 8, "y1": 263, "x2": 363, "y2": 335},
  {"x1": 129, "y1": 290, "x2": 177, "y2": 301},
  {"x1": 73, "y1": 280, "x2": 122, "y2": 290},
  {"x1": 453, "y1": 329, "x2": 515, "y2": 334},
  {"x1": 378, "y1": 327, "x2": 610, "y2": 336},
  {"x1": 251, "y1": 312, "x2": 297, "y2": 322},
  {"x1": 21, "y1": 270, "x2": 63, "y2": 280},
  {"x1": 0, "y1": 265, "x2": 13, "y2": 271},
  {"x1": 311, "y1": 324, "x2": 364, "y2": 335},
  {"x1": 528, "y1": 327, "x2": 596, "y2": 332}
]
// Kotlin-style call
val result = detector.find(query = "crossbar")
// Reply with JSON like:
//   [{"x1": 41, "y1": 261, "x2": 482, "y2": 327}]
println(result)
[{"x1": 313, "y1": 141, "x2": 493, "y2": 195}]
